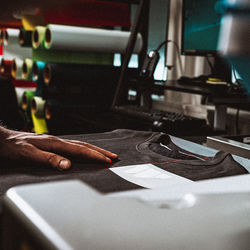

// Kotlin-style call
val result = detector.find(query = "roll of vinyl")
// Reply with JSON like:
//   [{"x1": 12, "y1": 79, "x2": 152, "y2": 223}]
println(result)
[
  {"x1": 0, "y1": 77, "x2": 24, "y2": 130},
  {"x1": 32, "y1": 60, "x2": 46, "y2": 82},
  {"x1": 0, "y1": 30, "x2": 4, "y2": 45},
  {"x1": 32, "y1": 48, "x2": 114, "y2": 65},
  {"x1": 22, "y1": 58, "x2": 33, "y2": 80},
  {"x1": 44, "y1": 24, "x2": 143, "y2": 54},
  {"x1": 32, "y1": 26, "x2": 46, "y2": 49},
  {"x1": 31, "y1": 96, "x2": 45, "y2": 118},
  {"x1": 11, "y1": 58, "x2": 23, "y2": 79},
  {"x1": 32, "y1": 61, "x2": 47, "y2": 97},
  {"x1": 3, "y1": 29, "x2": 32, "y2": 60},
  {"x1": 44, "y1": 100, "x2": 106, "y2": 135},
  {"x1": 0, "y1": 20, "x2": 22, "y2": 29},
  {"x1": 19, "y1": 27, "x2": 32, "y2": 47},
  {"x1": 21, "y1": 90, "x2": 35, "y2": 111},
  {"x1": 43, "y1": 63, "x2": 119, "y2": 104},
  {"x1": 0, "y1": 58, "x2": 12, "y2": 77},
  {"x1": 22, "y1": 15, "x2": 45, "y2": 31},
  {"x1": 39, "y1": 1, "x2": 131, "y2": 27},
  {"x1": 31, "y1": 112, "x2": 48, "y2": 134},
  {"x1": 12, "y1": 79, "x2": 37, "y2": 88},
  {"x1": 15, "y1": 87, "x2": 36, "y2": 107},
  {"x1": 43, "y1": 62, "x2": 117, "y2": 85},
  {"x1": 44, "y1": 100, "x2": 89, "y2": 135}
]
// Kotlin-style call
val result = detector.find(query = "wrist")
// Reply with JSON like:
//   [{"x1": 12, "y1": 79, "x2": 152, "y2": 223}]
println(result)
[{"x1": 0, "y1": 126, "x2": 18, "y2": 142}]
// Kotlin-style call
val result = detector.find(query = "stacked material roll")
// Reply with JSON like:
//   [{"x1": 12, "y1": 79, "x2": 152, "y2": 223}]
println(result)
[
  {"x1": 44, "y1": 24, "x2": 143, "y2": 54},
  {"x1": 0, "y1": 77, "x2": 24, "y2": 130},
  {"x1": 43, "y1": 63, "x2": 121, "y2": 105},
  {"x1": 21, "y1": 15, "x2": 46, "y2": 31},
  {"x1": 11, "y1": 58, "x2": 23, "y2": 79},
  {"x1": 12, "y1": 80, "x2": 36, "y2": 88},
  {"x1": 31, "y1": 23, "x2": 143, "y2": 64},
  {"x1": 31, "y1": 96, "x2": 45, "y2": 118},
  {"x1": 1, "y1": 0, "x2": 133, "y2": 135},
  {"x1": 31, "y1": 96, "x2": 48, "y2": 133},
  {"x1": 22, "y1": 58, "x2": 33, "y2": 81},
  {"x1": 15, "y1": 87, "x2": 36, "y2": 108},
  {"x1": 31, "y1": 25, "x2": 114, "y2": 65},
  {"x1": 32, "y1": 61, "x2": 47, "y2": 97},
  {"x1": 37, "y1": 1, "x2": 131, "y2": 27},
  {"x1": 32, "y1": 26, "x2": 46, "y2": 49},
  {"x1": 0, "y1": 58, "x2": 12, "y2": 77},
  {"x1": 19, "y1": 27, "x2": 32, "y2": 47},
  {"x1": 32, "y1": 49, "x2": 114, "y2": 65},
  {"x1": 44, "y1": 100, "x2": 103, "y2": 135},
  {"x1": 1, "y1": 28, "x2": 32, "y2": 80},
  {"x1": 21, "y1": 90, "x2": 35, "y2": 111},
  {"x1": 1, "y1": 28, "x2": 32, "y2": 60}
]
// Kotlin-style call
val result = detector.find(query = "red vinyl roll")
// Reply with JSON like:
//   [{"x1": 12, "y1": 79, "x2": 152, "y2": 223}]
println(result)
[
  {"x1": 0, "y1": 45, "x2": 2, "y2": 55},
  {"x1": 0, "y1": 20, "x2": 22, "y2": 29},
  {"x1": 12, "y1": 79, "x2": 37, "y2": 88},
  {"x1": 37, "y1": 0, "x2": 131, "y2": 27}
]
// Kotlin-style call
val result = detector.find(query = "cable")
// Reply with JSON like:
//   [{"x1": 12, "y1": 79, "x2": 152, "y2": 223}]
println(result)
[
  {"x1": 155, "y1": 39, "x2": 183, "y2": 75},
  {"x1": 155, "y1": 39, "x2": 180, "y2": 53},
  {"x1": 156, "y1": 39, "x2": 170, "y2": 51}
]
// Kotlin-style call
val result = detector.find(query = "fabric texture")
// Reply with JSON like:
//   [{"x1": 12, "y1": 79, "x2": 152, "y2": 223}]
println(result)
[{"x1": 0, "y1": 129, "x2": 247, "y2": 199}]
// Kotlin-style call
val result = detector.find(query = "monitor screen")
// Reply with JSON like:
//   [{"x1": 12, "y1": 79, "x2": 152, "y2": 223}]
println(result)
[{"x1": 182, "y1": 0, "x2": 222, "y2": 55}]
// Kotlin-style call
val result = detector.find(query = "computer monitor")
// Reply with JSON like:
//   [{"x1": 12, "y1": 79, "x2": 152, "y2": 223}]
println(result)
[
  {"x1": 181, "y1": 0, "x2": 233, "y2": 82},
  {"x1": 182, "y1": 0, "x2": 222, "y2": 56}
]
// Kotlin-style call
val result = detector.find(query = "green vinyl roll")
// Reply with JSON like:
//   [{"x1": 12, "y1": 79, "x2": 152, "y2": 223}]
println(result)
[
  {"x1": 19, "y1": 27, "x2": 32, "y2": 47},
  {"x1": 21, "y1": 90, "x2": 35, "y2": 110},
  {"x1": 32, "y1": 26, "x2": 46, "y2": 49},
  {"x1": 32, "y1": 48, "x2": 114, "y2": 65},
  {"x1": 31, "y1": 96, "x2": 45, "y2": 118},
  {"x1": 15, "y1": 87, "x2": 35, "y2": 108},
  {"x1": 22, "y1": 58, "x2": 33, "y2": 81}
]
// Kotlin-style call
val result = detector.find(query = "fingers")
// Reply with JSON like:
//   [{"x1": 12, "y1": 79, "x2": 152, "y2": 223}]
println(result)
[
  {"x1": 29, "y1": 136, "x2": 113, "y2": 164},
  {"x1": 20, "y1": 144, "x2": 71, "y2": 170},
  {"x1": 65, "y1": 139, "x2": 118, "y2": 159},
  {"x1": 55, "y1": 140, "x2": 113, "y2": 164}
]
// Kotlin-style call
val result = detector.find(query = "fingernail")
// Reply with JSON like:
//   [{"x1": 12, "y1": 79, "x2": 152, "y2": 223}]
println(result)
[
  {"x1": 59, "y1": 159, "x2": 70, "y2": 169},
  {"x1": 111, "y1": 153, "x2": 118, "y2": 158},
  {"x1": 106, "y1": 158, "x2": 112, "y2": 164}
]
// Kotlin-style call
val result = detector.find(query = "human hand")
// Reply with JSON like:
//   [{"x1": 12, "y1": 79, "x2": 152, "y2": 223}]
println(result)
[{"x1": 0, "y1": 127, "x2": 118, "y2": 170}]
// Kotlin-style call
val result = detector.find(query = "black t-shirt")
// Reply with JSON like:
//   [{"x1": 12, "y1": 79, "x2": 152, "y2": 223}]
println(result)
[{"x1": 0, "y1": 129, "x2": 248, "y2": 199}]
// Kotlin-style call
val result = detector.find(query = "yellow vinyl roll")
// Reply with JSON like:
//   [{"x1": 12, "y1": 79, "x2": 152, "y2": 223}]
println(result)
[
  {"x1": 22, "y1": 15, "x2": 46, "y2": 31},
  {"x1": 31, "y1": 112, "x2": 48, "y2": 134}
]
